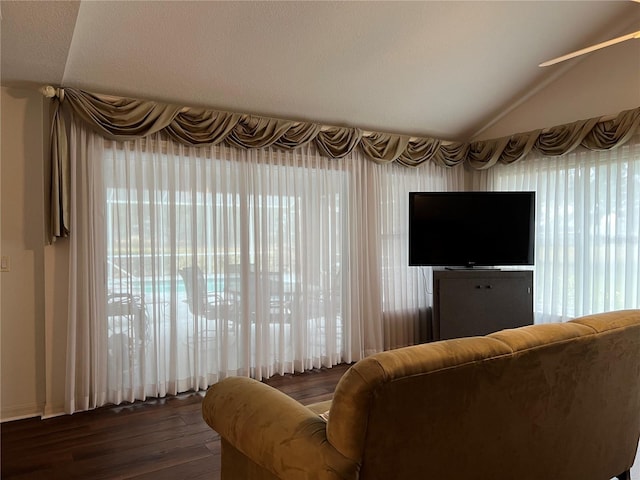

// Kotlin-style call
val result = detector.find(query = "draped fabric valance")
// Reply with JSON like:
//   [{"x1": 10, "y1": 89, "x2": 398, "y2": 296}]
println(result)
[{"x1": 45, "y1": 86, "x2": 640, "y2": 239}]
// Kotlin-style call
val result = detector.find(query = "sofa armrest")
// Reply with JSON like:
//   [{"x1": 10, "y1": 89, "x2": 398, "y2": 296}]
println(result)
[{"x1": 202, "y1": 376, "x2": 358, "y2": 480}]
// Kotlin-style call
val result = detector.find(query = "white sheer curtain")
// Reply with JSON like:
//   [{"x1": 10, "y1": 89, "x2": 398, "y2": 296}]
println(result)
[
  {"x1": 65, "y1": 117, "x2": 463, "y2": 412},
  {"x1": 376, "y1": 161, "x2": 464, "y2": 349},
  {"x1": 487, "y1": 133, "x2": 640, "y2": 323}
]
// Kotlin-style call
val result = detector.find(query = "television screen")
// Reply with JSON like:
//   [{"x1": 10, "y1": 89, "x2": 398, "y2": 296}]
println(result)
[{"x1": 408, "y1": 191, "x2": 535, "y2": 267}]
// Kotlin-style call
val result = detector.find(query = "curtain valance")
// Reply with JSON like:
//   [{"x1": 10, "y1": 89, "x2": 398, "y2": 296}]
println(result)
[{"x1": 45, "y1": 86, "x2": 640, "y2": 238}]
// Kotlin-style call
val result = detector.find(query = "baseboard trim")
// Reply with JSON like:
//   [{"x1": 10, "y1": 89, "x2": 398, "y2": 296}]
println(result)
[
  {"x1": 1, "y1": 401, "x2": 44, "y2": 422},
  {"x1": 42, "y1": 405, "x2": 66, "y2": 419}
]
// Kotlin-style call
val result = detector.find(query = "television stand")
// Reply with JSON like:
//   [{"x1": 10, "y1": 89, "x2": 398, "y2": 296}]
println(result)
[{"x1": 432, "y1": 268, "x2": 533, "y2": 341}]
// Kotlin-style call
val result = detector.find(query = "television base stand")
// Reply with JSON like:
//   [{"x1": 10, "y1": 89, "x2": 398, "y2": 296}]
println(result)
[{"x1": 444, "y1": 266, "x2": 501, "y2": 271}]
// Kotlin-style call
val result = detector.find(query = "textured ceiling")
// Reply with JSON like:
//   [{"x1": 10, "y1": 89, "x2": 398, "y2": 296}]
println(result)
[{"x1": 2, "y1": 1, "x2": 639, "y2": 141}]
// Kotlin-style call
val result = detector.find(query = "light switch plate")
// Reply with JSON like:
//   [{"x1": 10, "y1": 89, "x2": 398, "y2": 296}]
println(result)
[{"x1": 0, "y1": 256, "x2": 10, "y2": 272}]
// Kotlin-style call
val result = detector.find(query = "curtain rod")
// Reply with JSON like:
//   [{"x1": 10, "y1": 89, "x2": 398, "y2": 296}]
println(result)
[
  {"x1": 39, "y1": 85, "x2": 620, "y2": 144},
  {"x1": 39, "y1": 85, "x2": 452, "y2": 144}
]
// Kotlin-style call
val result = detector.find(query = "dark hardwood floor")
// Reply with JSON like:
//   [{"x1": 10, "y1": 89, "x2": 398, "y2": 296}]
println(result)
[{"x1": 1, "y1": 363, "x2": 351, "y2": 480}]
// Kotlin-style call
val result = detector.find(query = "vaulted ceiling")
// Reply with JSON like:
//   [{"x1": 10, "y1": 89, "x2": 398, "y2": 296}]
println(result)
[{"x1": 2, "y1": 1, "x2": 639, "y2": 141}]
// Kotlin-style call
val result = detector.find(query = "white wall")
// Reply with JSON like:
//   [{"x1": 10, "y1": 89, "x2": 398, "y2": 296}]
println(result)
[
  {"x1": 1, "y1": 87, "x2": 47, "y2": 419},
  {"x1": 0, "y1": 87, "x2": 68, "y2": 420},
  {"x1": 474, "y1": 39, "x2": 640, "y2": 141}
]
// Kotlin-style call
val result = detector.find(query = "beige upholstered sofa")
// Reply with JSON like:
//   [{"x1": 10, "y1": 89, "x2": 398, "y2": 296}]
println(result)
[{"x1": 202, "y1": 310, "x2": 640, "y2": 480}]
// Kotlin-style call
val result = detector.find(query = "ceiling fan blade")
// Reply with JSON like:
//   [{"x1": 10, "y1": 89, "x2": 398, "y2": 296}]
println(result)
[{"x1": 539, "y1": 30, "x2": 640, "y2": 67}]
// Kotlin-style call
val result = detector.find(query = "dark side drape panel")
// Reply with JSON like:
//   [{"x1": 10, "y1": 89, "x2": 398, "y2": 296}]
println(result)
[{"x1": 45, "y1": 86, "x2": 640, "y2": 240}]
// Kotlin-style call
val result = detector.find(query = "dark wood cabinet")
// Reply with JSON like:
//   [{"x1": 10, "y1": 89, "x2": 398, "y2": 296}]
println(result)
[{"x1": 432, "y1": 269, "x2": 533, "y2": 340}]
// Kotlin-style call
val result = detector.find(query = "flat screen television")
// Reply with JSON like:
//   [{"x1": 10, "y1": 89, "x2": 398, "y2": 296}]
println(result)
[{"x1": 408, "y1": 191, "x2": 535, "y2": 267}]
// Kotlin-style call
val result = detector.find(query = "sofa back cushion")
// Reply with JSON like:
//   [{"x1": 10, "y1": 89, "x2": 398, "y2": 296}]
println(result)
[{"x1": 326, "y1": 310, "x2": 640, "y2": 480}]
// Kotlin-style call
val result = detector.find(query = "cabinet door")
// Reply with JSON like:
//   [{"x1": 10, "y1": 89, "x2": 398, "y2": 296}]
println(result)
[{"x1": 436, "y1": 272, "x2": 532, "y2": 340}]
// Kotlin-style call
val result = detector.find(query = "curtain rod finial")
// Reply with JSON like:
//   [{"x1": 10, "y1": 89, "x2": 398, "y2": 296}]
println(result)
[{"x1": 40, "y1": 85, "x2": 58, "y2": 98}]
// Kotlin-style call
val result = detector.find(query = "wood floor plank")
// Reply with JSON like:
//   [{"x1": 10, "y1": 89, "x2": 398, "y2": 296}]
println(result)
[
  {"x1": 1, "y1": 363, "x2": 350, "y2": 479},
  {"x1": 127, "y1": 454, "x2": 220, "y2": 480}
]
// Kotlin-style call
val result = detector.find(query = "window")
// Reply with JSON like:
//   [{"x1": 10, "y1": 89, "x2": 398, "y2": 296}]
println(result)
[
  {"x1": 488, "y1": 135, "x2": 640, "y2": 321},
  {"x1": 65, "y1": 121, "x2": 463, "y2": 411}
]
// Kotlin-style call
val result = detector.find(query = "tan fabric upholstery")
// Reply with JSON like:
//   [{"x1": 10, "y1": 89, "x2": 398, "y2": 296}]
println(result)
[{"x1": 202, "y1": 310, "x2": 640, "y2": 479}]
